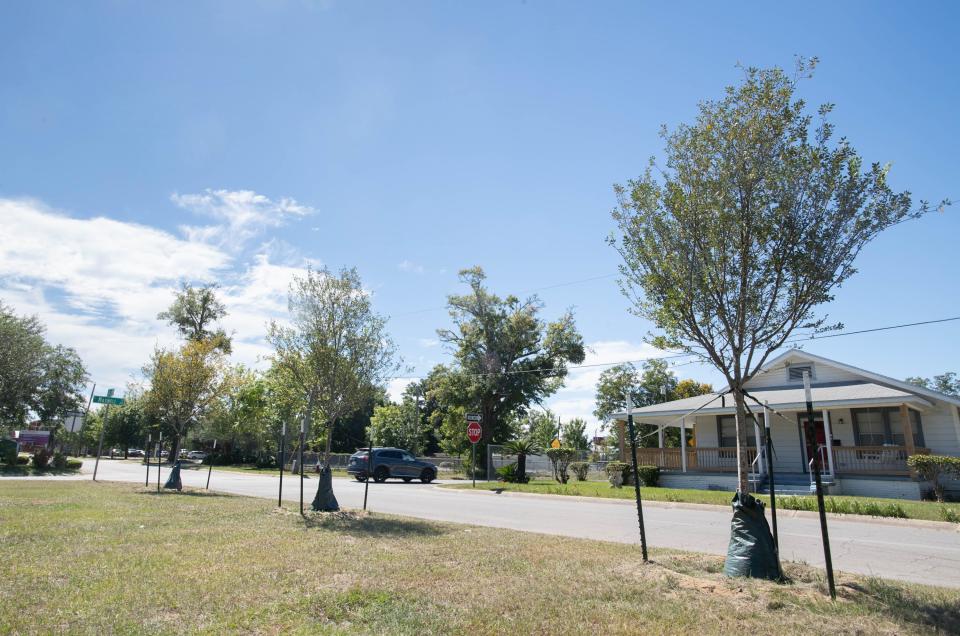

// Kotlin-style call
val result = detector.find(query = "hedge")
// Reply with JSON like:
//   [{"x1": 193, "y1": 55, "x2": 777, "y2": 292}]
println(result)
[{"x1": 907, "y1": 454, "x2": 960, "y2": 502}]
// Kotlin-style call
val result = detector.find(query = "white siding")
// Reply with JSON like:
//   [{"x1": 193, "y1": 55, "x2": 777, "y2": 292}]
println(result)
[
  {"x1": 916, "y1": 402, "x2": 960, "y2": 455},
  {"x1": 745, "y1": 361, "x2": 863, "y2": 389},
  {"x1": 769, "y1": 413, "x2": 804, "y2": 473},
  {"x1": 660, "y1": 472, "x2": 738, "y2": 492},
  {"x1": 835, "y1": 477, "x2": 923, "y2": 500}
]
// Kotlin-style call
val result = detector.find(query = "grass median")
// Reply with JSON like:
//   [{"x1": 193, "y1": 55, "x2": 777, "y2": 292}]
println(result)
[
  {"x1": 440, "y1": 480, "x2": 960, "y2": 523},
  {"x1": 2, "y1": 481, "x2": 959, "y2": 634}
]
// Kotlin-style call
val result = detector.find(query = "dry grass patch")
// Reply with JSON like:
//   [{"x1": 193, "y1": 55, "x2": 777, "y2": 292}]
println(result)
[{"x1": 1, "y1": 481, "x2": 957, "y2": 635}]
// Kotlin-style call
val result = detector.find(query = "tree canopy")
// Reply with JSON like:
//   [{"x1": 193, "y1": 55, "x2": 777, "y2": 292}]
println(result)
[
  {"x1": 609, "y1": 58, "x2": 946, "y2": 491},
  {"x1": 157, "y1": 283, "x2": 231, "y2": 352},
  {"x1": 428, "y1": 267, "x2": 585, "y2": 458},
  {"x1": 267, "y1": 267, "x2": 400, "y2": 462}
]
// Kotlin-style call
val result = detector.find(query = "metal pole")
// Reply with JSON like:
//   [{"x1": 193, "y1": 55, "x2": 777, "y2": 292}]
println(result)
[
  {"x1": 92, "y1": 404, "x2": 109, "y2": 481},
  {"x1": 157, "y1": 432, "x2": 162, "y2": 494},
  {"x1": 763, "y1": 401, "x2": 779, "y2": 553},
  {"x1": 206, "y1": 440, "x2": 216, "y2": 489},
  {"x1": 803, "y1": 372, "x2": 836, "y2": 599},
  {"x1": 278, "y1": 422, "x2": 286, "y2": 507},
  {"x1": 626, "y1": 396, "x2": 648, "y2": 562},
  {"x1": 471, "y1": 442, "x2": 476, "y2": 488},
  {"x1": 299, "y1": 419, "x2": 305, "y2": 515},
  {"x1": 363, "y1": 429, "x2": 373, "y2": 511},
  {"x1": 145, "y1": 434, "x2": 152, "y2": 487}
]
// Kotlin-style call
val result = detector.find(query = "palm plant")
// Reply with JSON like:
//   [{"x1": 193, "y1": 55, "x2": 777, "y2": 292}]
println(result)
[{"x1": 503, "y1": 437, "x2": 543, "y2": 483}]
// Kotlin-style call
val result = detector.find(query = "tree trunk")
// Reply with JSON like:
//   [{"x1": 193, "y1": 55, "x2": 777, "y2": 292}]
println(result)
[
  {"x1": 733, "y1": 388, "x2": 750, "y2": 493},
  {"x1": 169, "y1": 433, "x2": 181, "y2": 464},
  {"x1": 517, "y1": 452, "x2": 526, "y2": 481}
]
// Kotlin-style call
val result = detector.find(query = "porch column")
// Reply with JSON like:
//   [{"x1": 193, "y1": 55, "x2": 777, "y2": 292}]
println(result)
[
  {"x1": 821, "y1": 408, "x2": 835, "y2": 478},
  {"x1": 617, "y1": 419, "x2": 626, "y2": 462},
  {"x1": 680, "y1": 417, "x2": 687, "y2": 473},
  {"x1": 900, "y1": 403, "x2": 916, "y2": 456},
  {"x1": 657, "y1": 424, "x2": 664, "y2": 448}
]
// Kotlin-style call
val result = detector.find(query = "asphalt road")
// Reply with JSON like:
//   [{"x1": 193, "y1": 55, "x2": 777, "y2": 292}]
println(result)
[{"x1": 23, "y1": 459, "x2": 960, "y2": 588}]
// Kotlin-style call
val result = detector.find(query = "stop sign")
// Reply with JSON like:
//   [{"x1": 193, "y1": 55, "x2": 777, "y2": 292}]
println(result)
[{"x1": 467, "y1": 421, "x2": 482, "y2": 444}]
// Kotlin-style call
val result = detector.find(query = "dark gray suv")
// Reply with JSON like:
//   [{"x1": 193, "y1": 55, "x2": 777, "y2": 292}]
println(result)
[{"x1": 347, "y1": 447, "x2": 437, "y2": 483}]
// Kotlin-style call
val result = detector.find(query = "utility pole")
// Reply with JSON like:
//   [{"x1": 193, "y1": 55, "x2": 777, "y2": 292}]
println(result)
[{"x1": 278, "y1": 422, "x2": 286, "y2": 507}]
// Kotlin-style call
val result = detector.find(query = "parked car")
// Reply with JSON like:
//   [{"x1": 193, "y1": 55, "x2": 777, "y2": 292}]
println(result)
[
  {"x1": 186, "y1": 450, "x2": 207, "y2": 461},
  {"x1": 128, "y1": 449, "x2": 145, "y2": 457},
  {"x1": 347, "y1": 448, "x2": 436, "y2": 483}
]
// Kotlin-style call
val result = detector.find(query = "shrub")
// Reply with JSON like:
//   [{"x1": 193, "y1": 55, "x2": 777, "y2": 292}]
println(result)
[
  {"x1": 635, "y1": 465, "x2": 660, "y2": 487},
  {"x1": 940, "y1": 507, "x2": 960, "y2": 524},
  {"x1": 545, "y1": 447, "x2": 577, "y2": 484},
  {"x1": 255, "y1": 455, "x2": 277, "y2": 469},
  {"x1": 16, "y1": 454, "x2": 30, "y2": 465},
  {"x1": 65, "y1": 458, "x2": 83, "y2": 471},
  {"x1": 32, "y1": 448, "x2": 52, "y2": 470},
  {"x1": 51, "y1": 452, "x2": 68, "y2": 470},
  {"x1": 907, "y1": 454, "x2": 960, "y2": 503},
  {"x1": 1, "y1": 444, "x2": 16, "y2": 466},
  {"x1": 605, "y1": 461, "x2": 631, "y2": 488},
  {"x1": 570, "y1": 461, "x2": 590, "y2": 481},
  {"x1": 497, "y1": 462, "x2": 529, "y2": 483}
]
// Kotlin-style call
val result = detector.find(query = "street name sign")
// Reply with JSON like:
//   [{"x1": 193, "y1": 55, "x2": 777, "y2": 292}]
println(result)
[{"x1": 93, "y1": 395, "x2": 124, "y2": 406}]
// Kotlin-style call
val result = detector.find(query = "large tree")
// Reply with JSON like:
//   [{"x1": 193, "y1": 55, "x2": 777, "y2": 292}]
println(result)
[
  {"x1": 267, "y1": 267, "x2": 400, "y2": 465},
  {"x1": 158, "y1": 283, "x2": 231, "y2": 353},
  {"x1": 431, "y1": 267, "x2": 585, "y2": 464},
  {"x1": 906, "y1": 372, "x2": 959, "y2": 397},
  {"x1": 610, "y1": 58, "x2": 945, "y2": 494},
  {"x1": 0, "y1": 302, "x2": 88, "y2": 430},
  {"x1": 594, "y1": 360, "x2": 711, "y2": 448}
]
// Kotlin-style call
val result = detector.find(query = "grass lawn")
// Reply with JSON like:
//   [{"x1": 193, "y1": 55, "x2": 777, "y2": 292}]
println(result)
[
  {"x1": 2, "y1": 482, "x2": 959, "y2": 635},
  {"x1": 441, "y1": 480, "x2": 960, "y2": 523}
]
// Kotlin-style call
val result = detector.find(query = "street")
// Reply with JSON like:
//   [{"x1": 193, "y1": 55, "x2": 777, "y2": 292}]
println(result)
[{"x1": 31, "y1": 459, "x2": 960, "y2": 589}]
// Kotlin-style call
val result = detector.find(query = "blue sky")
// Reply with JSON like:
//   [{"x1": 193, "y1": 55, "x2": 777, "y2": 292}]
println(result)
[{"x1": 1, "y1": 1, "x2": 958, "y2": 433}]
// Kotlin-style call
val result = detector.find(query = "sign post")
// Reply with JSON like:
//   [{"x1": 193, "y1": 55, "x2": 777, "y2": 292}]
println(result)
[
  {"x1": 206, "y1": 440, "x2": 216, "y2": 489},
  {"x1": 626, "y1": 395, "x2": 649, "y2": 562},
  {"x1": 299, "y1": 416, "x2": 306, "y2": 515},
  {"x1": 278, "y1": 422, "x2": 286, "y2": 508},
  {"x1": 92, "y1": 390, "x2": 123, "y2": 481},
  {"x1": 466, "y1": 414, "x2": 482, "y2": 489},
  {"x1": 157, "y1": 432, "x2": 163, "y2": 494},
  {"x1": 145, "y1": 433, "x2": 152, "y2": 487},
  {"x1": 803, "y1": 372, "x2": 836, "y2": 599}
]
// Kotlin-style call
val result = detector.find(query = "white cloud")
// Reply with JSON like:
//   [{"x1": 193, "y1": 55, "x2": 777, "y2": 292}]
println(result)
[
  {"x1": 0, "y1": 195, "x2": 315, "y2": 392},
  {"x1": 173, "y1": 189, "x2": 313, "y2": 252},
  {"x1": 544, "y1": 339, "x2": 665, "y2": 434},
  {"x1": 418, "y1": 338, "x2": 439, "y2": 348},
  {"x1": 386, "y1": 377, "x2": 420, "y2": 403},
  {"x1": 398, "y1": 259, "x2": 425, "y2": 274}
]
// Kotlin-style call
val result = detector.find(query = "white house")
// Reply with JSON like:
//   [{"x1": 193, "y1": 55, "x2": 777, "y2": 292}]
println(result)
[{"x1": 612, "y1": 350, "x2": 960, "y2": 500}]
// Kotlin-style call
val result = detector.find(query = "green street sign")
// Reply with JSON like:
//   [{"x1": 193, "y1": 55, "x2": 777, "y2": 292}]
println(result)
[{"x1": 93, "y1": 395, "x2": 124, "y2": 406}]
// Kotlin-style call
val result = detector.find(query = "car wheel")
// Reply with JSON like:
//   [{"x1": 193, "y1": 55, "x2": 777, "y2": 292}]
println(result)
[
  {"x1": 373, "y1": 466, "x2": 389, "y2": 483},
  {"x1": 402, "y1": 477, "x2": 413, "y2": 482},
  {"x1": 355, "y1": 474, "x2": 366, "y2": 482},
  {"x1": 420, "y1": 469, "x2": 435, "y2": 484}
]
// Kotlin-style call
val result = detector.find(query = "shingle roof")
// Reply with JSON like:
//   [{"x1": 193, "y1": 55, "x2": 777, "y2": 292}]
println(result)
[{"x1": 612, "y1": 381, "x2": 932, "y2": 422}]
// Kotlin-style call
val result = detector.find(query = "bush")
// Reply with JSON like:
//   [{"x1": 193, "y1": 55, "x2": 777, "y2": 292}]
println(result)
[
  {"x1": 635, "y1": 465, "x2": 660, "y2": 487},
  {"x1": 16, "y1": 454, "x2": 30, "y2": 465},
  {"x1": 778, "y1": 496, "x2": 907, "y2": 519},
  {"x1": 907, "y1": 454, "x2": 960, "y2": 503},
  {"x1": 570, "y1": 461, "x2": 590, "y2": 481},
  {"x1": 255, "y1": 455, "x2": 277, "y2": 469},
  {"x1": 497, "y1": 462, "x2": 524, "y2": 483},
  {"x1": 51, "y1": 452, "x2": 68, "y2": 470},
  {"x1": 65, "y1": 458, "x2": 83, "y2": 471},
  {"x1": 605, "y1": 461, "x2": 631, "y2": 488},
  {"x1": 545, "y1": 447, "x2": 577, "y2": 484},
  {"x1": 32, "y1": 448, "x2": 52, "y2": 470},
  {"x1": 1, "y1": 444, "x2": 16, "y2": 466}
]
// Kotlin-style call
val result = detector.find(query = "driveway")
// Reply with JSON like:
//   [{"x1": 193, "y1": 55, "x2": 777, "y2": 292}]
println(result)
[{"x1": 18, "y1": 458, "x2": 960, "y2": 588}]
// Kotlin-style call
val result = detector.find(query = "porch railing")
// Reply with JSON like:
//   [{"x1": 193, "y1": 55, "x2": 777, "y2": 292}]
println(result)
[
  {"x1": 633, "y1": 447, "x2": 756, "y2": 472},
  {"x1": 632, "y1": 445, "x2": 927, "y2": 475},
  {"x1": 832, "y1": 446, "x2": 929, "y2": 475}
]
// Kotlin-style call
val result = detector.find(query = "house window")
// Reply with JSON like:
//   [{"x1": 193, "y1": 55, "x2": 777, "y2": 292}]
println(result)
[
  {"x1": 717, "y1": 415, "x2": 756, "y2": 448},
  {"x1": 851, "y1": 407, "x2": 925, "y2": 447},
  {"x1": 787, "y1": 363, "x2": 814, "y2": 383}
]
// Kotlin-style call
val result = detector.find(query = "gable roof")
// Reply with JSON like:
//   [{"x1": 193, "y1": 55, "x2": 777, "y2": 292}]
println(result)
[{"x1": 756, "y1": 350, "x2": 960, "y2": 408}]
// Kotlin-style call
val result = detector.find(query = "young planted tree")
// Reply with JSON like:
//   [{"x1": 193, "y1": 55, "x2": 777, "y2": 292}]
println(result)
[
  {"x1": 431, "y1": 267, "x2": 585, "y2": 464},
  {"x1": 267, "y1": 267, "x2": 400, "y2": 465},
  {"x1": 143, "y1": 339, "x2": 229, "y2": 462},
  {"x1": 610, "y1": 58, "x2": 947, "y2": 498}
]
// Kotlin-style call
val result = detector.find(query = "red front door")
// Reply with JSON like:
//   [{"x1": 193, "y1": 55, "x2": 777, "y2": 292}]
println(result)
[{"x1": 801, "y1": 419, "x2": 828, "y2": 472}]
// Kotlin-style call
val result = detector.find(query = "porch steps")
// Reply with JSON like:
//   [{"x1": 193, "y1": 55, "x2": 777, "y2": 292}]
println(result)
[{"x1": 750, "y1": 473, "x2": 832, "y2": 496}]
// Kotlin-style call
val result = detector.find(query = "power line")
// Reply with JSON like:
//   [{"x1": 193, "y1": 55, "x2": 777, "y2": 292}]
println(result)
[{"x1": 389, "y1": 315, "x2": 960, "y2": 383}]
